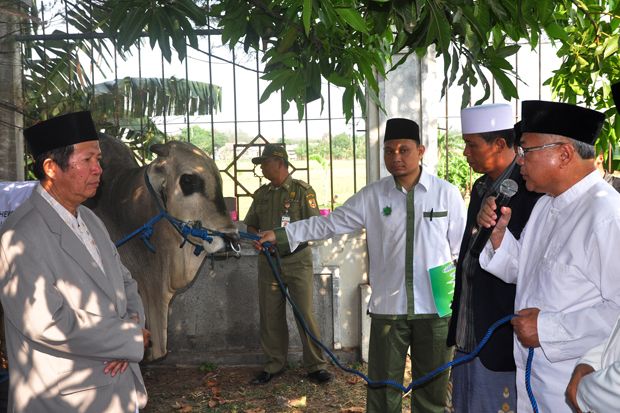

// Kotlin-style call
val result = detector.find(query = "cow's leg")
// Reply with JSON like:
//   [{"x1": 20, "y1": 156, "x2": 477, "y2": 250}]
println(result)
[{"x1": 145, "y1": 296, "x2": 170, "y2": 361}]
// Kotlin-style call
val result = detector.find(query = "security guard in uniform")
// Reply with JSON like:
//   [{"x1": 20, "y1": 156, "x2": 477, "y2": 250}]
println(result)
[{"x1": 245, "y1": 143, "x2": 332, "y2": 385}]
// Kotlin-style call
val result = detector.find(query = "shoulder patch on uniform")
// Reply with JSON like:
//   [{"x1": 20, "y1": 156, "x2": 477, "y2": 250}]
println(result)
[{"x1": 306, "y1": 193, "x2": 318, "y2": 209}]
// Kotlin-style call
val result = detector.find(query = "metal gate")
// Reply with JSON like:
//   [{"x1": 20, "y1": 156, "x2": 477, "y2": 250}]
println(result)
[{"x1": 13, "y1": 0, "x2": 367, "y2": 219}]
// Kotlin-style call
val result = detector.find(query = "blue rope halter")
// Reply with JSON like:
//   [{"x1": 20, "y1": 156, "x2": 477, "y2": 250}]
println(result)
[{"x1": 114, "y1": 167, "x2": 237, "y2": 256}]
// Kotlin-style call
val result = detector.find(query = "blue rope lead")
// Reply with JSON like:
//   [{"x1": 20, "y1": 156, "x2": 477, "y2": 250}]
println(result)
[
  {"x1": 526, "y1": 347, "x2": 539, "y2": 413},
  {"x1": 240, "y1": 231, "x2": 538, "y2": 411},
  {"x1": 249, "y1": 235, "x2": 512, "y2": 380}
]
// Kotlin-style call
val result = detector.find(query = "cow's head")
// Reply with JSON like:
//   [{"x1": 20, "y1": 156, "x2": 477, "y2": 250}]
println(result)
[{"x1": 147, "y1": 141, "x2": 238, "y2": 253}]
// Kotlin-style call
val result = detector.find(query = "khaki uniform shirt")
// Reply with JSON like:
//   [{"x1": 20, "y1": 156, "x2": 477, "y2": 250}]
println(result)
[{"x1": 245, "y1": 174, "x2": 320, "y2": 254}]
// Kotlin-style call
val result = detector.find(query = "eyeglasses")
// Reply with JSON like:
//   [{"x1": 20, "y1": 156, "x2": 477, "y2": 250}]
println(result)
[{"x1": 517, "y1": 142, "x2": 565, "y2": 158}]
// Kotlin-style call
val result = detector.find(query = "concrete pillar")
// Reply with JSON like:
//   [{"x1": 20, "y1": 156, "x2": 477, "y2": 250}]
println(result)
[
  {"x1": 359, "y1": 283, "x2": 372, "y2": 362},
  {"x1": 366, "y1": 49, "x2": 439, "y2": 181}
]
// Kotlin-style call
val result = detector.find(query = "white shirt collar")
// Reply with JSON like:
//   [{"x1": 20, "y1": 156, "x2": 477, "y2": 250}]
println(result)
[
  {"x1": 392, "y1": 167, "x2": 430, "y2": 194},
  {"x1": 36, "y1": 184, "x2": 81, "y2": 225},
  {"x1": 551, "y1": 170, "x2": 601, "y2": 211}
]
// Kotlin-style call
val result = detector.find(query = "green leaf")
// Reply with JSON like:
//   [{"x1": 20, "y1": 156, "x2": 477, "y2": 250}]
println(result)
[
  {"x1": 342, "y1": 86, "x2": 355, "y2": 122},
  {"x1": 489, "y1": 56, "x2": 513, "y2": 71},
  {"x1": 490, "y1": 68, "x2": 518, "y2": 100},
  {"x1": 355, "y1": 53, "x2": 378, "y2": 93},
  {"x1": 277, "y1": 26, "x2": 299, "y2": 53},
  {"x1": 335, "y1": 7, "x2": 369, "y2": 34},
  {"x1": 604, "y1": 34, "x2": 619, "y2": 59},
  {"x1": 427, "y1": 2, "x2": 451, "y2": 52},
  {"x1": 545, "y1": 21, "x2": 569, "y2": 41},
  {"x1": 448, "y1": 47, "x2": 459, "y2": 88},
  {"x1": 295, "y1": 99, "x2": 305, "y2": 120},
  {"x1": 495, "y1": 44, "x2": 521, "y2": 59},
  {"x1": 118, "y1": 8, "x2": 146, "y2": 49},
  {"x1": 259, "y1": 71, "x2": 294, "y2": 103},
  {"x1": 303, "y1": 0, "x2": 312, "y2": 36},
  {"x1": 148, "y1": 12, "x2": 161, "y2": 50},
  {"x1": 172, "y1": 0, "x2": 207, "y2": 26},
  {"x1": 158, "y1": 29, "x2": 172, "y2": 62}
]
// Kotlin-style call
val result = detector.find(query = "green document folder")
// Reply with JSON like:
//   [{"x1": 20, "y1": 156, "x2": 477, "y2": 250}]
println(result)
[{"x1": 428, "y1": 262, "x2": 456, "y2": 317}]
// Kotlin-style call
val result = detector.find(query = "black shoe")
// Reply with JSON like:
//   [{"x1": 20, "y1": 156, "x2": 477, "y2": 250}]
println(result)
[
  {"x1": 251, "y1": 370, "x2": 277, "y2": 385},
  {"x1": 308, "y1": 369, "x2": 332, "y2": 384}
]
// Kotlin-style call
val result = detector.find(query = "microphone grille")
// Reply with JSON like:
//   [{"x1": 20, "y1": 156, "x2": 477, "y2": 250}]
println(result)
[{"x1": 499, "y1": 178, "x2": 518, "y2": 197}]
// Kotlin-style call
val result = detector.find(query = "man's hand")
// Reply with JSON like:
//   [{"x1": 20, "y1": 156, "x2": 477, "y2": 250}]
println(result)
[
  {"x1": 252, "y1": 230, "x2": 276, "y2": 251},
  {"x1": 104, "y1": 360, "x2": 128, "y2": 377},
  {"x1": 566, "y1": 363, "x2": 595, "y2": 413},
  {"x1": 476, "y1": 196, "x2": 512, "y2": 250},
  {"x1": 142, "y1": 328, "x2": 151, "y2": 349},
  {"x1": 512, "y1": 308, "x2": 541, "y2": 347}
]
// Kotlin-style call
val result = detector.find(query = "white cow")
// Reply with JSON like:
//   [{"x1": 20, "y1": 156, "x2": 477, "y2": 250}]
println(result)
[{"x1": 87, "y1": 134, "x2": 238, "y2": 360}]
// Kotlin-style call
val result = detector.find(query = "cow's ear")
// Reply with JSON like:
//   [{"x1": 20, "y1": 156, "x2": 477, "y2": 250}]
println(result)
[
  {"x1": 147, "y1": 164, "x2": 167, "y2": 194},
  {"x1": 151, "y1": 143, "x2": 169, "y2": 157}
]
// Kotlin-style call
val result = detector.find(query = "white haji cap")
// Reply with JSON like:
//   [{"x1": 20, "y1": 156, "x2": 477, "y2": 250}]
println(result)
[{"x1": 461, "y1": 103, "x2": 513, "y2": 134}]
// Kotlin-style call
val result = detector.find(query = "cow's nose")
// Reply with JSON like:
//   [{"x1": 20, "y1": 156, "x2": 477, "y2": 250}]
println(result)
[
  {"x1": 224, "y1": 231, "x2": 240, "y2": 244},
  {"x1": 223, "y1": 231, "x2": 241, "y2": 252}
]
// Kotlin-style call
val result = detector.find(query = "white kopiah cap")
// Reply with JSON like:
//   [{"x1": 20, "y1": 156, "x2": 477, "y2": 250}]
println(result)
[{"x1": 461, "y1": 103, "x2": 513, "y2": 134}]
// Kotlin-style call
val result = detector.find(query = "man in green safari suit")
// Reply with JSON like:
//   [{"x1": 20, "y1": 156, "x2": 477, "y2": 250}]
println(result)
[{"x1": 245, "y1": 143, "x2": 332, "y2": 385}]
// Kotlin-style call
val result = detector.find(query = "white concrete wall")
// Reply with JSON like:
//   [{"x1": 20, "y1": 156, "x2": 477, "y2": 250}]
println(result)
[{"x1": 312, "y1": 232, "x2": 368, "y2": 350}]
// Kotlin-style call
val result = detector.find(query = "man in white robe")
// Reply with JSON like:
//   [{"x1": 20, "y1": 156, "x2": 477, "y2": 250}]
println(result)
[
  {"x1": 567, "y1": 318, "x2": 620, "y2": 413},
  {"x1": 477, "y1": 100, "x2": 620, "y2": 413},
  {"x1": 565, "y1": 81, "x2": 620, "y2": 413}
]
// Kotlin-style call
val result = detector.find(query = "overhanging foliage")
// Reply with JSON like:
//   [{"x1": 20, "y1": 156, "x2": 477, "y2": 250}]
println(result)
[{"x1": 11, "y1": 0, "x2": 620, "y2": 150}]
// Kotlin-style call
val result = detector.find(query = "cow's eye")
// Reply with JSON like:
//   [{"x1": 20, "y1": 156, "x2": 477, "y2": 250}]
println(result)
[{"x1": 179, "y1": 174, "x2": 205, "y2": 196}]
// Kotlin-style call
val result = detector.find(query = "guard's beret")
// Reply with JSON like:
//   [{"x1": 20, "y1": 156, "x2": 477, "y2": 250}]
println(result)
[{"x1": 252, "y1": 143, "x2": 288, "y2": 165}]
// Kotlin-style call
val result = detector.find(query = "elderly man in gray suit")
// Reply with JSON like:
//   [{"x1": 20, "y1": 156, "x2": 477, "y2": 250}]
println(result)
[{"x1": 0, "y1": 111, "x2": 149, "y2": 412}]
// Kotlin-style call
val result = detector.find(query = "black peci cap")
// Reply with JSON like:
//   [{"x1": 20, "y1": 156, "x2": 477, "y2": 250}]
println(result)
[
  {"x1": 384, "y1": 118, "x2": 420, "y2": 143},
  {"x1": 521, "y1": 101, "x2": 604, "y2": 145},
  {"x1": 24, "y1": 111, "x2": 98, "y2": 158}
]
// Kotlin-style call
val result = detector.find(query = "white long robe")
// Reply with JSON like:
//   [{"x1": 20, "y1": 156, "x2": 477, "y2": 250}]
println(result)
[
  {"x1": 577, "y1": 317, "x2": 620, "y2": 412},
  {"x1": 480, "y1": 171, "x2": 620, "y2": 413}
]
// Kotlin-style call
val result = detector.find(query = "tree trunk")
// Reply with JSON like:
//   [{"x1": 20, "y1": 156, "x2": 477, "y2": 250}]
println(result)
[{"x1": 0, "y1": 2, "x2": 27, "y2": 181}]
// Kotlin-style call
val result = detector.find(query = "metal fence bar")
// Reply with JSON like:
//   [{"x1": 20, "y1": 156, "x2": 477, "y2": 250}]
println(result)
[
  {"x1": 352, "y1": 103, "x2": 358, "y2": 194},
  {"x1": 327, "y1": 84, "x2": 334, "y2": 210},
  {"x1": 160, "y1": 53, "x2": 167, "y2": 139},
  {"x1": 15, "y1": 29, "x2": 223, "y2": 42},
  {"x1": 184, "y1": 37, "x2": 191, "y2": 142},
  {"x1": 256, "y1": 52, "x2": 261, "y2": 136}
]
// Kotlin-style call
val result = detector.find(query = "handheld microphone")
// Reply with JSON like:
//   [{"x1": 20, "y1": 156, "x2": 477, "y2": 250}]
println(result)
[{"x1": 469, "y1": 178, "x2": 518, "y2": 258}]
